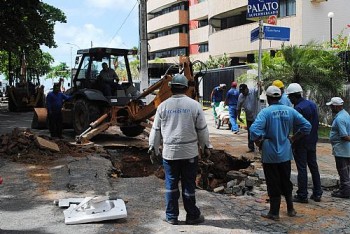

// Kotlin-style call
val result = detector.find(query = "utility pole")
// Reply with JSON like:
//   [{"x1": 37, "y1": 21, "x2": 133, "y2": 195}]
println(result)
[{"x1": 139, "y1": 0, "x2": 149, "y2": 99}]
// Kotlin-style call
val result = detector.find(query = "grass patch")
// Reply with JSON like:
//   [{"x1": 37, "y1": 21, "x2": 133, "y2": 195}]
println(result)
[{"x1": 318, "y1": 125, "x2": 330, "y2": 138}]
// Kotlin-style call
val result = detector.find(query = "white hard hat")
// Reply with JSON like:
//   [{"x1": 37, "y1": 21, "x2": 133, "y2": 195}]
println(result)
[
  {"x1": 266, "y1": 85, "x2": 281, "y2": 97},
  {"x1": 286, "y1": 83, "x2": 303, "y2": 94}
]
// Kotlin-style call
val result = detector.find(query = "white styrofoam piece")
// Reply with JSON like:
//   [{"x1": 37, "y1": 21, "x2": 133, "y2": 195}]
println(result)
[{"x1": 63, "y1": 197, "x2": 127, "y2": 225}]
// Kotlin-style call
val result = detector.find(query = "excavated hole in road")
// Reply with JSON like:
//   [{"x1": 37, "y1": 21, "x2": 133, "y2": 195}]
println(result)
[{"x1": 105, "y1": 146, "x2": 254, "y2": 192}]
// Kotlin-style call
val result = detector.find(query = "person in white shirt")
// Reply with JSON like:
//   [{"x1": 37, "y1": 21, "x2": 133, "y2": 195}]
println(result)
[{"x1": 149, "y1": 74, "x2": 211, "y2": 225}]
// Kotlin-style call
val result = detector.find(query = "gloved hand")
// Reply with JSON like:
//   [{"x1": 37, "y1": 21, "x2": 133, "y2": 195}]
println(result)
[
  {"x1": 148, "y1": 147, "x2": 162, "y2": 165},
  {"x1": 211, "y1": 102, "x2": 215, "y2": 107}
]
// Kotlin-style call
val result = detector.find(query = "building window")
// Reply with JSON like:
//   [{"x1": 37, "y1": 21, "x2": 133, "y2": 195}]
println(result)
[
  {"x1": 153, "y1": 2, "x2": 188, "y2": 18},
  {"x1": 150, "y1": 48, "x2": 188, "y2": 60},
  {"x1": 199, "y1": 43, "x2": 208, "y2": 53},
  {"x1": 198, "y1": 19, "x2": 208, "y2": 28},
  {"x1": 154, "y1": 25, "x2": 188, "y2": 39},
  {"x1": 279, "y1": 0, "x2": 296, "y2": 17}
]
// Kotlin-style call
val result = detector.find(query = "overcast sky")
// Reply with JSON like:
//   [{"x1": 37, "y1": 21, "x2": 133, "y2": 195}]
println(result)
[{"x1": 42, "y1": 0, "x2": 140, "y2": 68}]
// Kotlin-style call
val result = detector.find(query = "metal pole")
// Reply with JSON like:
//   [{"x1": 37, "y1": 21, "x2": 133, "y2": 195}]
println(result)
[
  {"x1": 330, "y1": 17, "x2": 333, "y2": 48},
  {"x1": 139, "y1": 0, "x2": 149, "y2": 101},
  {"x1": 257, "y1": 18, "x2": 263, "y2": 98}
]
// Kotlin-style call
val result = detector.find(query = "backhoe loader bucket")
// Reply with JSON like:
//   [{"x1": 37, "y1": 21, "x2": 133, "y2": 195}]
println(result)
[{"x1": 32, "y1": 108, "x2": 48, "y2": 129}]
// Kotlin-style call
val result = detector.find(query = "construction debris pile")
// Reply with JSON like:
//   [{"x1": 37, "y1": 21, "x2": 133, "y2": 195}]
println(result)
[
  {"x1": 196, "y1": 149, "x2": 262, "y2": 196},
  {"x1": 0, "y1": 128, "x2": 94, "y2": 164}
]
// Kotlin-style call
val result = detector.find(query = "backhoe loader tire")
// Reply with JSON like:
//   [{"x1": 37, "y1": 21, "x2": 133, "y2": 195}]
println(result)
[
  {"x1": 73, "y1": 99, "x2": 102, "y2": 135},
  {"x1": 120, "y1": 125, "x2": 145, "y2": 137}
]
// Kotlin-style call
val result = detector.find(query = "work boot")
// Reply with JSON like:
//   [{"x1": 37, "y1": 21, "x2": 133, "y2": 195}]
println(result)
[
  {"x1": 261, "y1": 197, "x2": 280, "y2": 221},
  {"x1": 186, "y1": 215, "x2": 205, "y2": 225},
  {"x1": 285, "y1": 195, "x2": 297, "y2": 217}
]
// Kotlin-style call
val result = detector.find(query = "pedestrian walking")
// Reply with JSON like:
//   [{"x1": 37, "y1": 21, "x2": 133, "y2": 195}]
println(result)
[
  {"x1": 237, "y1": 83, "x2": 261, "y2": 152},
  {"x1": 286, "y1": 83, "x2": 323, "y2": 203},
  {"x1": 46, "y1": 83, "x2": 71, "y2": 138},
  {"x1": 272, "y1": 80, "x2": 292, "y2": 107},
  {"x1": 148, "y1": 74, "x2": 211, "y2": 225},
  {"x1": 224, "y1": 81, "x2": 240, "y2": 133},
  {"x1": 327, "y1": 97, "x2": 350, "y2": 199},
  {"x1": 250, "y1": 85, "x2": 311, "y2": 221},
  {"x1": 210, "y1": 83, "x2": 226, "y2": 121}
]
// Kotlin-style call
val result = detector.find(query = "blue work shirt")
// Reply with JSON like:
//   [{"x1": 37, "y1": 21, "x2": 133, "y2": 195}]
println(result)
[
  {"x1": 250, "y1": 103, "x2": 311, "y2": 163},
  {"x1": 46, "y1": 91, "x2": 71, "y2": 113},
  {"x1": 226, "y1": 88, "x2": 239, "y2": 106},
  {"x1": 280, "y1": 93, "x2": 292, "y2": 107},
  {"x1": 293, "y1": 97, "x2": 319, "y2": 146},
  {"x1": 330, "y1": 109, "x2": 350, "y2": 157},
  {"x1": 212, "y1": 86, "x2": 224, "y2": 102}
]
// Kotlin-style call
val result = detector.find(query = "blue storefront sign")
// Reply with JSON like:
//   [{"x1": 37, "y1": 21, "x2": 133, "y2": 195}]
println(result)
[
  {"x1": 264, "y1": 25, "x2": 290, "y2": 41},
  {"x1": 247, "y1": 0, "x2": 279, "y2": 18}
]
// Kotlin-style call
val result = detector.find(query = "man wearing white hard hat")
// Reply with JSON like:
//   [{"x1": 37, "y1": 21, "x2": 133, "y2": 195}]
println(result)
[
  {"x1": 286, "y1": 83, "x2": 323, "y2": 203},
  {"x1": 250, "y1": 85, "x2": 311, "y2": 221},
  {"x1": 327, "y1": 97, "x2": 350, "y2": 198}
]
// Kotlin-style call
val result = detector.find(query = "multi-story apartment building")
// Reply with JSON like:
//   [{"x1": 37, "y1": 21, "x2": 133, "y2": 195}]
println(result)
[{"x1": 147, "y1": 0, "x2": 349, "y2": 64}]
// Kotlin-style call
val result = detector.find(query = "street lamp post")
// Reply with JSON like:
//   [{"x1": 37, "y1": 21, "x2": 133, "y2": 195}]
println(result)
[
  {"x1": 65, "y1": 43, "x2": 81, "y2": 79},
  {"x1": 328, "y1": 12, "x2": 334, "y2": 48}
]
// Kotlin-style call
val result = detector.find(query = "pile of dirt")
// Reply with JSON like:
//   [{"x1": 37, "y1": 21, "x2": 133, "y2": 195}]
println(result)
[{"x1": 0, "y1": 128, "x2": 95, "y2": 164}]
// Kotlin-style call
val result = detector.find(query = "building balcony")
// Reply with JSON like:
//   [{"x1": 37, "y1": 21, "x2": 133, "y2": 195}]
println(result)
[
  {"x1": 189, "y1": 1, "x2": 208, "y2": 21},
  {"x1": 209, "y1": 16, "x2": 301, "y2": 57},
  {"x1": 208, "y1": 0, "x2": 246, "y2": 19},
  {"x1": 190, "y1": 25, "x2": 209, "y2": 44},
  {"x1": 148, "y1": 10, "x2": 189, "y2": 33},
  {"x1": 148, "y1": 0, "x2": 186, "y2": 14},
  {"x1": 148, "y1": 33, "x2": 188, "y2": 52}
]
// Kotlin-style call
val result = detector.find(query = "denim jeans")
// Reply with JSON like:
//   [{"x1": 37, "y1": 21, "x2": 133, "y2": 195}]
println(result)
[
  {"x1": 228, "y1": 105, "x2": 239, "y2": 132},
  {"x1": 335, "y1": 156, "x2": 350, "y2": 196},
  {"x1": 163, "y1": 157, "x2": 200, "y2": 221},
  {"x1": 293, "y1": 143, "x2": 323, "y2": 199}
]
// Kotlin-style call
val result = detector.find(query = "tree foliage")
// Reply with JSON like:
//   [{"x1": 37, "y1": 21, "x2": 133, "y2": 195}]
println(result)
[
  {"x1": 262, "y1": 43, "x2": 347, "y2": 123},
  {"x1": 0, "y1": 49, "x2": 54, "y2": 79},
  {"x1": 262, "y1": 43, "x2": 345, "y2": 97},
  {"x1": 0, "y1": 0, "x2": 66, "y2": 52},
  {"x1": 46, "y1": 62, "x2": 70, "y2": 81}
]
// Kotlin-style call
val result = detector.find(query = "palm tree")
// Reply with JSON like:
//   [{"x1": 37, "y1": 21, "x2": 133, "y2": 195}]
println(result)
[{"x1": 262, "y1": 43, "x2": 346, "y2": 123}]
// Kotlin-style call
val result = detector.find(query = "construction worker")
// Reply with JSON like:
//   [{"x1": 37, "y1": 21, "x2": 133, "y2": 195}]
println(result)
[
  {"x1": 286, "y1": 83, "x2": 323, "y2": 203},
  {"x1": 46, "y1": 83, "x2": 71, "y2": 138},
  {"x1": 250, "y1": 85, "x2": 311, "y2": 221},
  {"x1": 327, "y1": 97, "x2": 350, "y2": 199},
  {"x1": 237, "y1": 83, "x2": 262, "y2": 153},
  {"x1": 224, "y1": 81, "x2": 240, "y2": 133},
  {"x1": 149, "y1": 74, "x2": 211, "y2": 225},
  {"x1": 272, "y1": 80, "x2": 292, "y2": 107},
  {"x1": 210, "y1": 84, "x2": 226, "y2": 121},
  {"x1": 99, "y1": 62, "x2": 119, "y2": 96}
]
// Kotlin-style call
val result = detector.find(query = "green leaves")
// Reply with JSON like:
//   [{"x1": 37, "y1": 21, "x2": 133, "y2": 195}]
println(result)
[{"x1": 0, "y1": 0, "x2": 66, "y2": 52}]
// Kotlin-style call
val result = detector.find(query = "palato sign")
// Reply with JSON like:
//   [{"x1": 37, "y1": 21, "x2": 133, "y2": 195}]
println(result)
[{"x1": 247, "y1": 0, "x2": 279, "y2": 18}]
